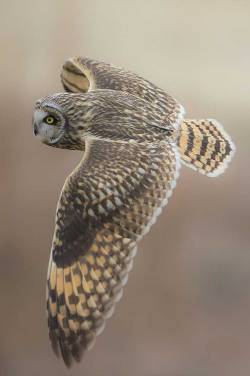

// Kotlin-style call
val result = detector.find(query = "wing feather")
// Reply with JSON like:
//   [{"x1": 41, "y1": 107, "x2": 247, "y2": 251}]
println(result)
[
  {"x1": 61, "y1": 57, "x2": 185, "y2": 130},
  {"x1": 47, "y1": 138, "x2": 180, "y2": 366}
]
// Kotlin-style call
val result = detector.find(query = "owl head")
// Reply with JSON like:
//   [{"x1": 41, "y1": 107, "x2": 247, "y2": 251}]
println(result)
[{"x1": 33, "y1": 93, "x2": 91, "y2": 150}]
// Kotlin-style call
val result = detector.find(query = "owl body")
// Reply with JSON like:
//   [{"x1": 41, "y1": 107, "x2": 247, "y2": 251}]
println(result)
[
  {"x1": 35, "y1": 90, "x2": 177, "y2": 149},
  {"x1": 33, "y1": 57, "x2": 235, "y2": 366}
]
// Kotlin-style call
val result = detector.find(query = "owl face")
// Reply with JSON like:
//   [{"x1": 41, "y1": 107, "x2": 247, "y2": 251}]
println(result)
[{"x1": 33, "y1": 102, "x2": 67, "y2": 146}]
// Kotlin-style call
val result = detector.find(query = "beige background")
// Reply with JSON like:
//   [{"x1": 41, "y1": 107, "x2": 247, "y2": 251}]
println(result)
[{"x1": 0, "y1": 1, "x2": 249, "y2": 375}]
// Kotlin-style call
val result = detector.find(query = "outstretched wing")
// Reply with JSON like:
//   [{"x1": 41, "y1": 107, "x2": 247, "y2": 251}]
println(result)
[
  {"x1": 47, "y1": 138, "x2": 180, "y2": 366},
  {"x1": 61, "y1": 57, "x2": 185, "y2": 130},
  {"x1": 61, "y1": 57, "x2": 236, "y2": 177}
]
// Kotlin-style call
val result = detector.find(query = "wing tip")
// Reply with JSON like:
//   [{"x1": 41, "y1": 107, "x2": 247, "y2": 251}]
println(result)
[{"x1": 61, "y1": 57, "x2": 95, "y2": 93}]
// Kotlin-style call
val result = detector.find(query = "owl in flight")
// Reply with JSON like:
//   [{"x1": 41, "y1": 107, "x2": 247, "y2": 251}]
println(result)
[{"x1": 33, "y1": 57, "x2": 235, "y2": 367}]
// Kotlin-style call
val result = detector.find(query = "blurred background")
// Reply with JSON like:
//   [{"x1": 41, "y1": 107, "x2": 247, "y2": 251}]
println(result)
[{"x1": 0, "y1": 1, "x2": 249, "y2": 375}]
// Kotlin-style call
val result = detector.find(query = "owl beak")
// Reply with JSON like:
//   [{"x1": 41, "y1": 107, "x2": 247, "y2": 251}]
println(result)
[
  {"x1": 33, "y1": 120, "x2": 38, "y2": 136},
  {"x1": 33, "y1": 110, "x2": 45, "y2": 137}
]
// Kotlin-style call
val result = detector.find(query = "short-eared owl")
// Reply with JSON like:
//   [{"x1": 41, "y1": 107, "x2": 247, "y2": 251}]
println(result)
[{"x1": 33, "y1": 57, "x2": 235, "y2": 367}]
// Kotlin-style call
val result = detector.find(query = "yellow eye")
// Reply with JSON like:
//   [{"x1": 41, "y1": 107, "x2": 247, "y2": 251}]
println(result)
[{"x1": 45, "y1": 116, "x2": 56, "y2": 125}]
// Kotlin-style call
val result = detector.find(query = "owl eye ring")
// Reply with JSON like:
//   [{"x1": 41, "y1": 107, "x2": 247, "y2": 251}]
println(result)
[{"x1": 44, "y1": 115, "x2": 57, "y2": 125}]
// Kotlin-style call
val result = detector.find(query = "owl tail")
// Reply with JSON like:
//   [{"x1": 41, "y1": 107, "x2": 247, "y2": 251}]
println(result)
[{"x1": 178, "y1": 119, "x2": 236, "y2": 177}]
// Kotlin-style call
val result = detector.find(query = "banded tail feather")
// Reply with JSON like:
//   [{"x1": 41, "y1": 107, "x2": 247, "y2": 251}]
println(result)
[{"x1": 178, "y1": 119, "x2": 235, "y2": 177}]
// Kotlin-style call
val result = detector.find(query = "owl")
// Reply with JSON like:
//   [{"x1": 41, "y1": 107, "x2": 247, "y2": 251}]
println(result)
[{"x1": 33, "y1": 57, "x2": 235, "y2": 367}]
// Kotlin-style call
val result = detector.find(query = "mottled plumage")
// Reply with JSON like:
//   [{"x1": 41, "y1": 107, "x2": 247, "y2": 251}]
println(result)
[
  {"x1": 33, "y1": 57, "x2": 235, "y2": 367},
  {"x1": 61, "y1": 57, "x2": 235, "y2": 176}
]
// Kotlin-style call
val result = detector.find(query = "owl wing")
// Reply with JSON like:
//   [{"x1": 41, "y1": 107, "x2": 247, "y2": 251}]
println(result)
[
  {"x1": 60, "y1": 57, "x2": 185, "y2": 130},
  {"x1": 61, "y1": 57, "x2": 236, "y2": 177},
  {"x1": 47, "y1": 137, "x2": 180, "y2": 367}
]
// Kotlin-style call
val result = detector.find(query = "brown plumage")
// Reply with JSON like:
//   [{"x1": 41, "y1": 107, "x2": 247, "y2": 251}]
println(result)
[
  {"x1": 61, "y1": 57, "x2": 235, "y2": 176},
  {"x1": 33, "y1": 57, "x2": 235, "y2": 367}
]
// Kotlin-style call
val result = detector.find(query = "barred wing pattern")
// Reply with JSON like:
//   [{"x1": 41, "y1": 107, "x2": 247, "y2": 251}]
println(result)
[
  {"x1": 47, "y1": 138, "x2": 180, "y2": 366},
  {"x1": 61, "y1": 57, "x2": 185, "y2": 131}
]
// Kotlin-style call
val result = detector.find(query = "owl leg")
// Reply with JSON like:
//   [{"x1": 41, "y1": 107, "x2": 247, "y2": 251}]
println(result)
[{"x1": 178, "y1": 119, "x2": 236, "y2": 177}]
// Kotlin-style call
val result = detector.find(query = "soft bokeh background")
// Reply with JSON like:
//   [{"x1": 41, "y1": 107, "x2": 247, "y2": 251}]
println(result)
[{"x1": 1, "y1": 1, "x2": 249, "y2": 375}]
